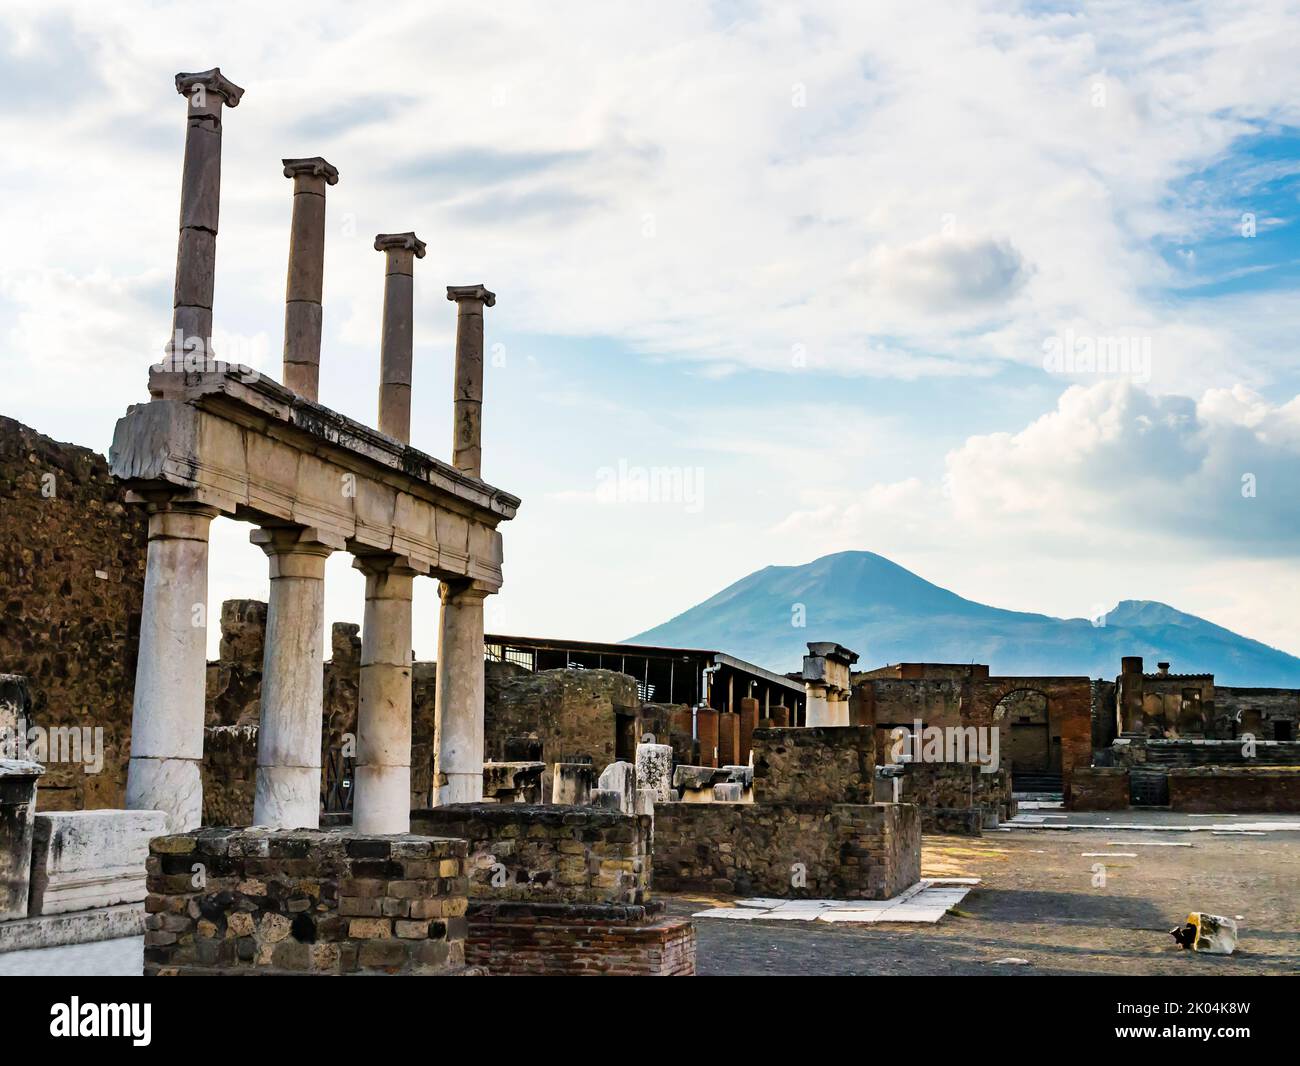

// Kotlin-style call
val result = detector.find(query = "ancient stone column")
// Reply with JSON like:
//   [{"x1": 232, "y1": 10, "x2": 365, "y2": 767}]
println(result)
[
  {"x1": 281, "y1": 157, "x2": 339, "y2": 400},
  {"x1": 374, "y1": 232, "x2": 427, "y2": 443},
  {"x1": 251, "y1": 527, "x2": 337, "y2": 829},
  {"x1": 169, "y1": 69, "x2": 244, "y2": 359},
  {"x1": 446, "y1": 285, "x2": 496, "y2": 479},
  {"x1": 432, "y1": 580, "x2": 490, "y2": 805},
  {"x1": 125, "y1": 501, "x2": 219, "y2": 832},
  {"x1": 805, "y1": 681, "x2": 832, "y2": 726},
  {"x1": 352, "y1": 554, "x2": 418, "y2": 834}
]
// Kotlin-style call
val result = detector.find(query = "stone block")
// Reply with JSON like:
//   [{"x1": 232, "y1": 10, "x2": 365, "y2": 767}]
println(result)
[
  {"x1": 635, "y1": 741, "x2": 674, "y2": 801},
  {"x1": 597, "y1": 759, "x2": 636, "y2": 813},
  {"x1": 28, "y1": 808, "x2": 167, "y2": 916},
  {"x1": 0, "y1": 760, "x2": 43, "y2": 921}
]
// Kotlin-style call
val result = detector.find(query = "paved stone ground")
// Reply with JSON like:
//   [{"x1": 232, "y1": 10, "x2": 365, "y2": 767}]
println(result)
[
  {"x1": 0, "y1": 935, "x2": 142, "y2": 977},
  {"x1": 667, "y1": 814, "x2": 1300, "y2": 976}
]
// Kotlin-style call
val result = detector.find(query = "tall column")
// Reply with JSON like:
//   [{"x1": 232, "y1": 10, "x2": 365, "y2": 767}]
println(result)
[
  {"x1": 169, "y1": 68, "x2": 244, "y2": 360},
  {"x1": 432, "y1": 580, "x2": 490, "y2": 805},
  {"x1": 352, "y1": 554, "x2": 418, "y2": 833},
  {"x1": 281, "y1": 157, "x2": 339, "y2": 400},
  {"x1": 125, "y1": 501, "x2": 218, "y2": 832},
  {"x1": 251, "y1": 527, "x2": 337, "y2": 829},
  {"x1": 374, "y1": 232, "x2": 427, "y2": 443},
  {"x1": 446, "y1": 284, "x2": 496, "y2": 479}
]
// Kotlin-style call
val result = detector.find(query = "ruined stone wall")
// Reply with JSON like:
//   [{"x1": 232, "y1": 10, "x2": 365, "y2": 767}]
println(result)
[
  {"x1": 1215, "y1": 686, "x2": 1300, "y2": 741},
  {"x1": 0, "y1": 417, "x2": 146, "y2": 810},
  {"x1": 144, "y1": 828, "x2": 470, "y2": 975},
  {"x1": 751, "y1": 726, "x2": 874, "y2": 804},
  {"x1": 653, "y1": 801, "x2": 920, "y2": 900},
  {"x1": 484, "y1": 667, "x2": 640, "y2": 796},
  {"x1": 411, "y1": 804, "x2": 650, "y2": 905}
]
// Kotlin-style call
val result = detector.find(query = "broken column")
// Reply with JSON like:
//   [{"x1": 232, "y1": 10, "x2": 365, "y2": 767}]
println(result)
[
  {"x1": 433, "y1": 581, "x2": 490, "y2": 805},
  {"x1": 446, "y1": 285, "x2": 495, "y2": 479},
  {"x1": 169, "y1": 68, "x2": 244, "y2": 359},
  {"x1": 352, "y1": 554, "x2": 418, "y2": 834},
  {"x1": 281, "y1": 157, "x2": 338, "y2": 400},
  {"x1": 803, "y1": 642, "x2": 858, "y2": 727},
  {"x1": 251, "y1": 526, "x2": 338, "y2": 828},
  {"x1": 126, "y1": 501, "x2": 219, "y2": 831},
  {"x1": 374, "y1": 232, "x2": 427, "y2": 443}
]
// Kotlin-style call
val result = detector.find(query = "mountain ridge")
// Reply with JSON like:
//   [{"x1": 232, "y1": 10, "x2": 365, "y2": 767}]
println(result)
[{"x1": 627, "y1": 550, "x2": 1300, "y2": 687}]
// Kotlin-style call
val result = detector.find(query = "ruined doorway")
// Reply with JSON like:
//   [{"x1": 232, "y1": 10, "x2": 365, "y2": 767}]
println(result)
[{"x1": 996, "y1": 689, "x2": 1058, "y2": 773}]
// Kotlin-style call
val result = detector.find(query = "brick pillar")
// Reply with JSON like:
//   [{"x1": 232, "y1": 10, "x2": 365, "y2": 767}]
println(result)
[
  {"x1": 738, "y1": 696, "x2": 759, "y2": 763},
  {"x1": 771, "y1": 704, "x2": 790, "y2": 728},
  {"x1": 696, "y1": 706, "x2": 719, "y2": 768},
  {"x1": 718, "y1": 713, "x2": 740, "y2": 766}
]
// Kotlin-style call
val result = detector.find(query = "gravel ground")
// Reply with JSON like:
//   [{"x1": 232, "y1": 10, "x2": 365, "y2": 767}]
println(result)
[{"x1": 668, "y1": 816, "x2": 1300, "y2": 976}]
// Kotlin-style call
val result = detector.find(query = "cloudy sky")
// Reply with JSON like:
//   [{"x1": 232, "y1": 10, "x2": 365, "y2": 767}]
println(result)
[{"x1": 3, "y1": 1, "x2": 1300, "y2": 662}]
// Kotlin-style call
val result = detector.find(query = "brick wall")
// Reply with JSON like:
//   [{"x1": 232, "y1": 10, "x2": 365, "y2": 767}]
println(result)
[
  {"x1": 1167, "y1": 767, "x2": 1300, "y2": 813},
  {"x1": 0, "y1": 417, "x2": 146, "y2": 810},
  {"x1": 144, "y1": 828, "x2": 470, "y2": 975},
  {"x1": 653, "y1": 801, "x2": 920, "y2": 900},
  {"x1": 1067, "y1": 767, "x2": 1130, "y2": 810},
  {"x1": 751, "y1": 726, "x2": 875, "y2": 804},
  {"x1": 466, "y1": 900, "x2": 696, "y2": 976},
  {"x1": 411, "y1": 803, "x2": 651, "y2": 905}
]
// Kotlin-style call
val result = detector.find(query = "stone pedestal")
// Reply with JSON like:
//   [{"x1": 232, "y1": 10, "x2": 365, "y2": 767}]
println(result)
[
  {"x1": 433, "y1": 581, "x2": 489, "y2": 805},
  {"x1": 126, "y1": 502, "x2": 218, "y2": 833},
  {"x1": 552, "y1": 761, "x2": 594, "y2": 805},
  {"x1": 636, "y1": 741, "x2": 675, "y2": 802},
  {"x1": 352, "y1": 554, "x2": 416, "y2": 834},
  {"x1": 252, "y1": 527, "x2": 336, "y2": 829},
  {"x1": 0, "y1": 760, "x2": 43, "y2": 921},
  {"x1": 29, "y1": 809, "x2": 167, "y2": 916}
]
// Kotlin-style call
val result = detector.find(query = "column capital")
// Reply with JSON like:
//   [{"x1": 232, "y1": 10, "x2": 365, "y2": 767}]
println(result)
[
  {"x1": 282, "y1": 156, "x2": 339, "y2": 185},
  {"x1": 374, "y1": 232, "x2": 427, "y2": 257},
  {"x1": 175, "y1": 67, "x2": 245, "y2": 109},
  {"x1": 250, "y1": 525, "x2": 342, "y2": 557},
  {"x1": 446, "y1": 284, "x2": 496, "y2": 307},
  {"x1": 438, "y1": 577, "x2": 494, "y2": 605},
  {"x1": 351, "y1": 551, "x2": 422, "y2": 579}
]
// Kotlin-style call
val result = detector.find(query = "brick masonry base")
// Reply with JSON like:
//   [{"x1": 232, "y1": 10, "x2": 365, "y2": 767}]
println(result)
[
  {"x1": 1168, "y1": 767, "x2": 1300, "y2": 812},
  {"x1": 467, "y1": 901, "x2": 696, "y2": 976},
  {"x1": 143, "y1": 828, "x2": 472, "y2": 975}
]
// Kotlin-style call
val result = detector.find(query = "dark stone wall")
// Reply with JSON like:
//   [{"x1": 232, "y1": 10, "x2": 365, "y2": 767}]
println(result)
[
  {"x1": 751, "y1": 726, "x2": 875, "y2": 804},
  {"x1": 653, "y1": 801, "x2": 920, "y2": 900},
  {"x1": 411, "y1": 803, "x2": 650, "y2": 905},
  {"x1": 144, "y1": 828, "x2": 469, "y2": 975},
  {"x1": 0, "y1": 417, "x2": 146, "y2": 810}
]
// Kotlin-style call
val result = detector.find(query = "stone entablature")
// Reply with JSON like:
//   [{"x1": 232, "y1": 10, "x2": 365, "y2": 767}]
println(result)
[{"x1": 112, "y1": 368, "x2": 517, "y2": 588}]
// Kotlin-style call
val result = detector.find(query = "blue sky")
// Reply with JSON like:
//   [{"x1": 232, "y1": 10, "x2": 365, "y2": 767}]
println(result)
[{"x1": 3, "y1": 1, "x2": 1300, "y2": 663}]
